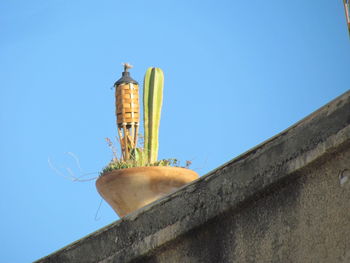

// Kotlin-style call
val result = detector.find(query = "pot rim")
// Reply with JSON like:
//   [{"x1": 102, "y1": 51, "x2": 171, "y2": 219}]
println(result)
[{"x1": 100, "y1": 165, "x2": 195, "y2": 177}]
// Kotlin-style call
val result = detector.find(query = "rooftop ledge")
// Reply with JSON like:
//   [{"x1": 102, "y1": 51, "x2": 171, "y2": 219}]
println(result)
[{"x1": 36, "y1": 90, "x2": 350, "y2": 263}]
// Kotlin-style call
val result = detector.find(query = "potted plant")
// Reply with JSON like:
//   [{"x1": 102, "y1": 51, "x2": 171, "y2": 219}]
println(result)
[{"x1": 96, "y1": 64, "x2": 199, "y2": 217}]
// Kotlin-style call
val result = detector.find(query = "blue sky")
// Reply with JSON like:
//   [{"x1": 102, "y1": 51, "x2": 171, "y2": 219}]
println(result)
[{"x1": 0, "y1": 1, "x2": 349, "y2": 262}]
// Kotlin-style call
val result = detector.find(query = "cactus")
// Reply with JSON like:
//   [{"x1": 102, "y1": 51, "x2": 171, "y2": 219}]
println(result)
[
  {"x1": 130, "y1": 147, "x2": 146, "y2": 167},
  {"x1": 143, "y1": 67, "x2": 164, "y2": 163}
]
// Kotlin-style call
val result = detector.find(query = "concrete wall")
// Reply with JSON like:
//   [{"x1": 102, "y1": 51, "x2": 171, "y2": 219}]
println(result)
[
  {"x1": 142, "y1": 146, "x2": 350, "y2": 263},
  {"x1": 35, "y1": 90, "x2": 350, "y2": 263}
]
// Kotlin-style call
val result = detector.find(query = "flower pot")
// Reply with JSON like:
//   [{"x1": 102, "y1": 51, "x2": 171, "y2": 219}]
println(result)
[{"x1": 95, "y1": 166, "x2": 199, "y2": 217}]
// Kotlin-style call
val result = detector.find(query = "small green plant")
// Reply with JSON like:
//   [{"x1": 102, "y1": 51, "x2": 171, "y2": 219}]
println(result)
[
  {"x1": 101, "y1": 66, "x2": 190, "y2": 174},
  {"x1": 102, "y1": 137, "x2": 180, "y2": 174}
]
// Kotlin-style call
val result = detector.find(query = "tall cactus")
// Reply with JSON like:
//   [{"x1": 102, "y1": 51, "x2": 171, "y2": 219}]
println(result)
[{"x1": 143, "y1": 67, "x2": 164, "y2": 164}]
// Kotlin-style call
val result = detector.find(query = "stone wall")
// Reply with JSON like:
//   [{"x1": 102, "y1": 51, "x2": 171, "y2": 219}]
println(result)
[
  {"x1": 142, "y1": 145, "x2": 350, "y2": 262},
  {"x1": 35, "y1": 90, "x2": 350, "y2": 263}
]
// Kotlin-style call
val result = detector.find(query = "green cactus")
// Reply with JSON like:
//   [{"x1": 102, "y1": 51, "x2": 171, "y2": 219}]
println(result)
[
  {"x1": 130, "y1": 147, "x2": 146, "y2": 167},
  {"x1": 143, "y1": 67, "x2": 164, "y2": 163}
]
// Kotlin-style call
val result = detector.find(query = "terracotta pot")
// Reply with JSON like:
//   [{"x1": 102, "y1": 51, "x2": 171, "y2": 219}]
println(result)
[{"x1": 96, "y1": 166, "x2": 199, "y2": 217}]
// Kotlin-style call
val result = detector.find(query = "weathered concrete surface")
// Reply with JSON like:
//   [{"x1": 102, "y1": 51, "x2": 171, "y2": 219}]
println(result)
[
  {"x1": 142, "y1": 145, "x2": 350, "y2": 262},
  {"x1": 35, "y1": 90, "x2": 350, "y2": 263}
]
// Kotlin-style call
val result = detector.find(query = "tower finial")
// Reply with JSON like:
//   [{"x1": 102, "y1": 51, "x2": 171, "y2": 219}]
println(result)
[{"x1": 123, "y1": 63, "x2": 133, "y2": 72}]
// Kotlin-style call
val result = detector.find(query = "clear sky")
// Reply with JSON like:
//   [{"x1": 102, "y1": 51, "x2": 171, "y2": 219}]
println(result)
[{"x1": 0, "y1": 1, "x2": 349, "y2": 262}]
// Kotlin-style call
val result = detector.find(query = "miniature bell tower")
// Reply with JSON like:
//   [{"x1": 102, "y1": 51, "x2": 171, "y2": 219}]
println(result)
[{"x1": 114, "y1": 63, "x2": 140, "y2": 160}]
